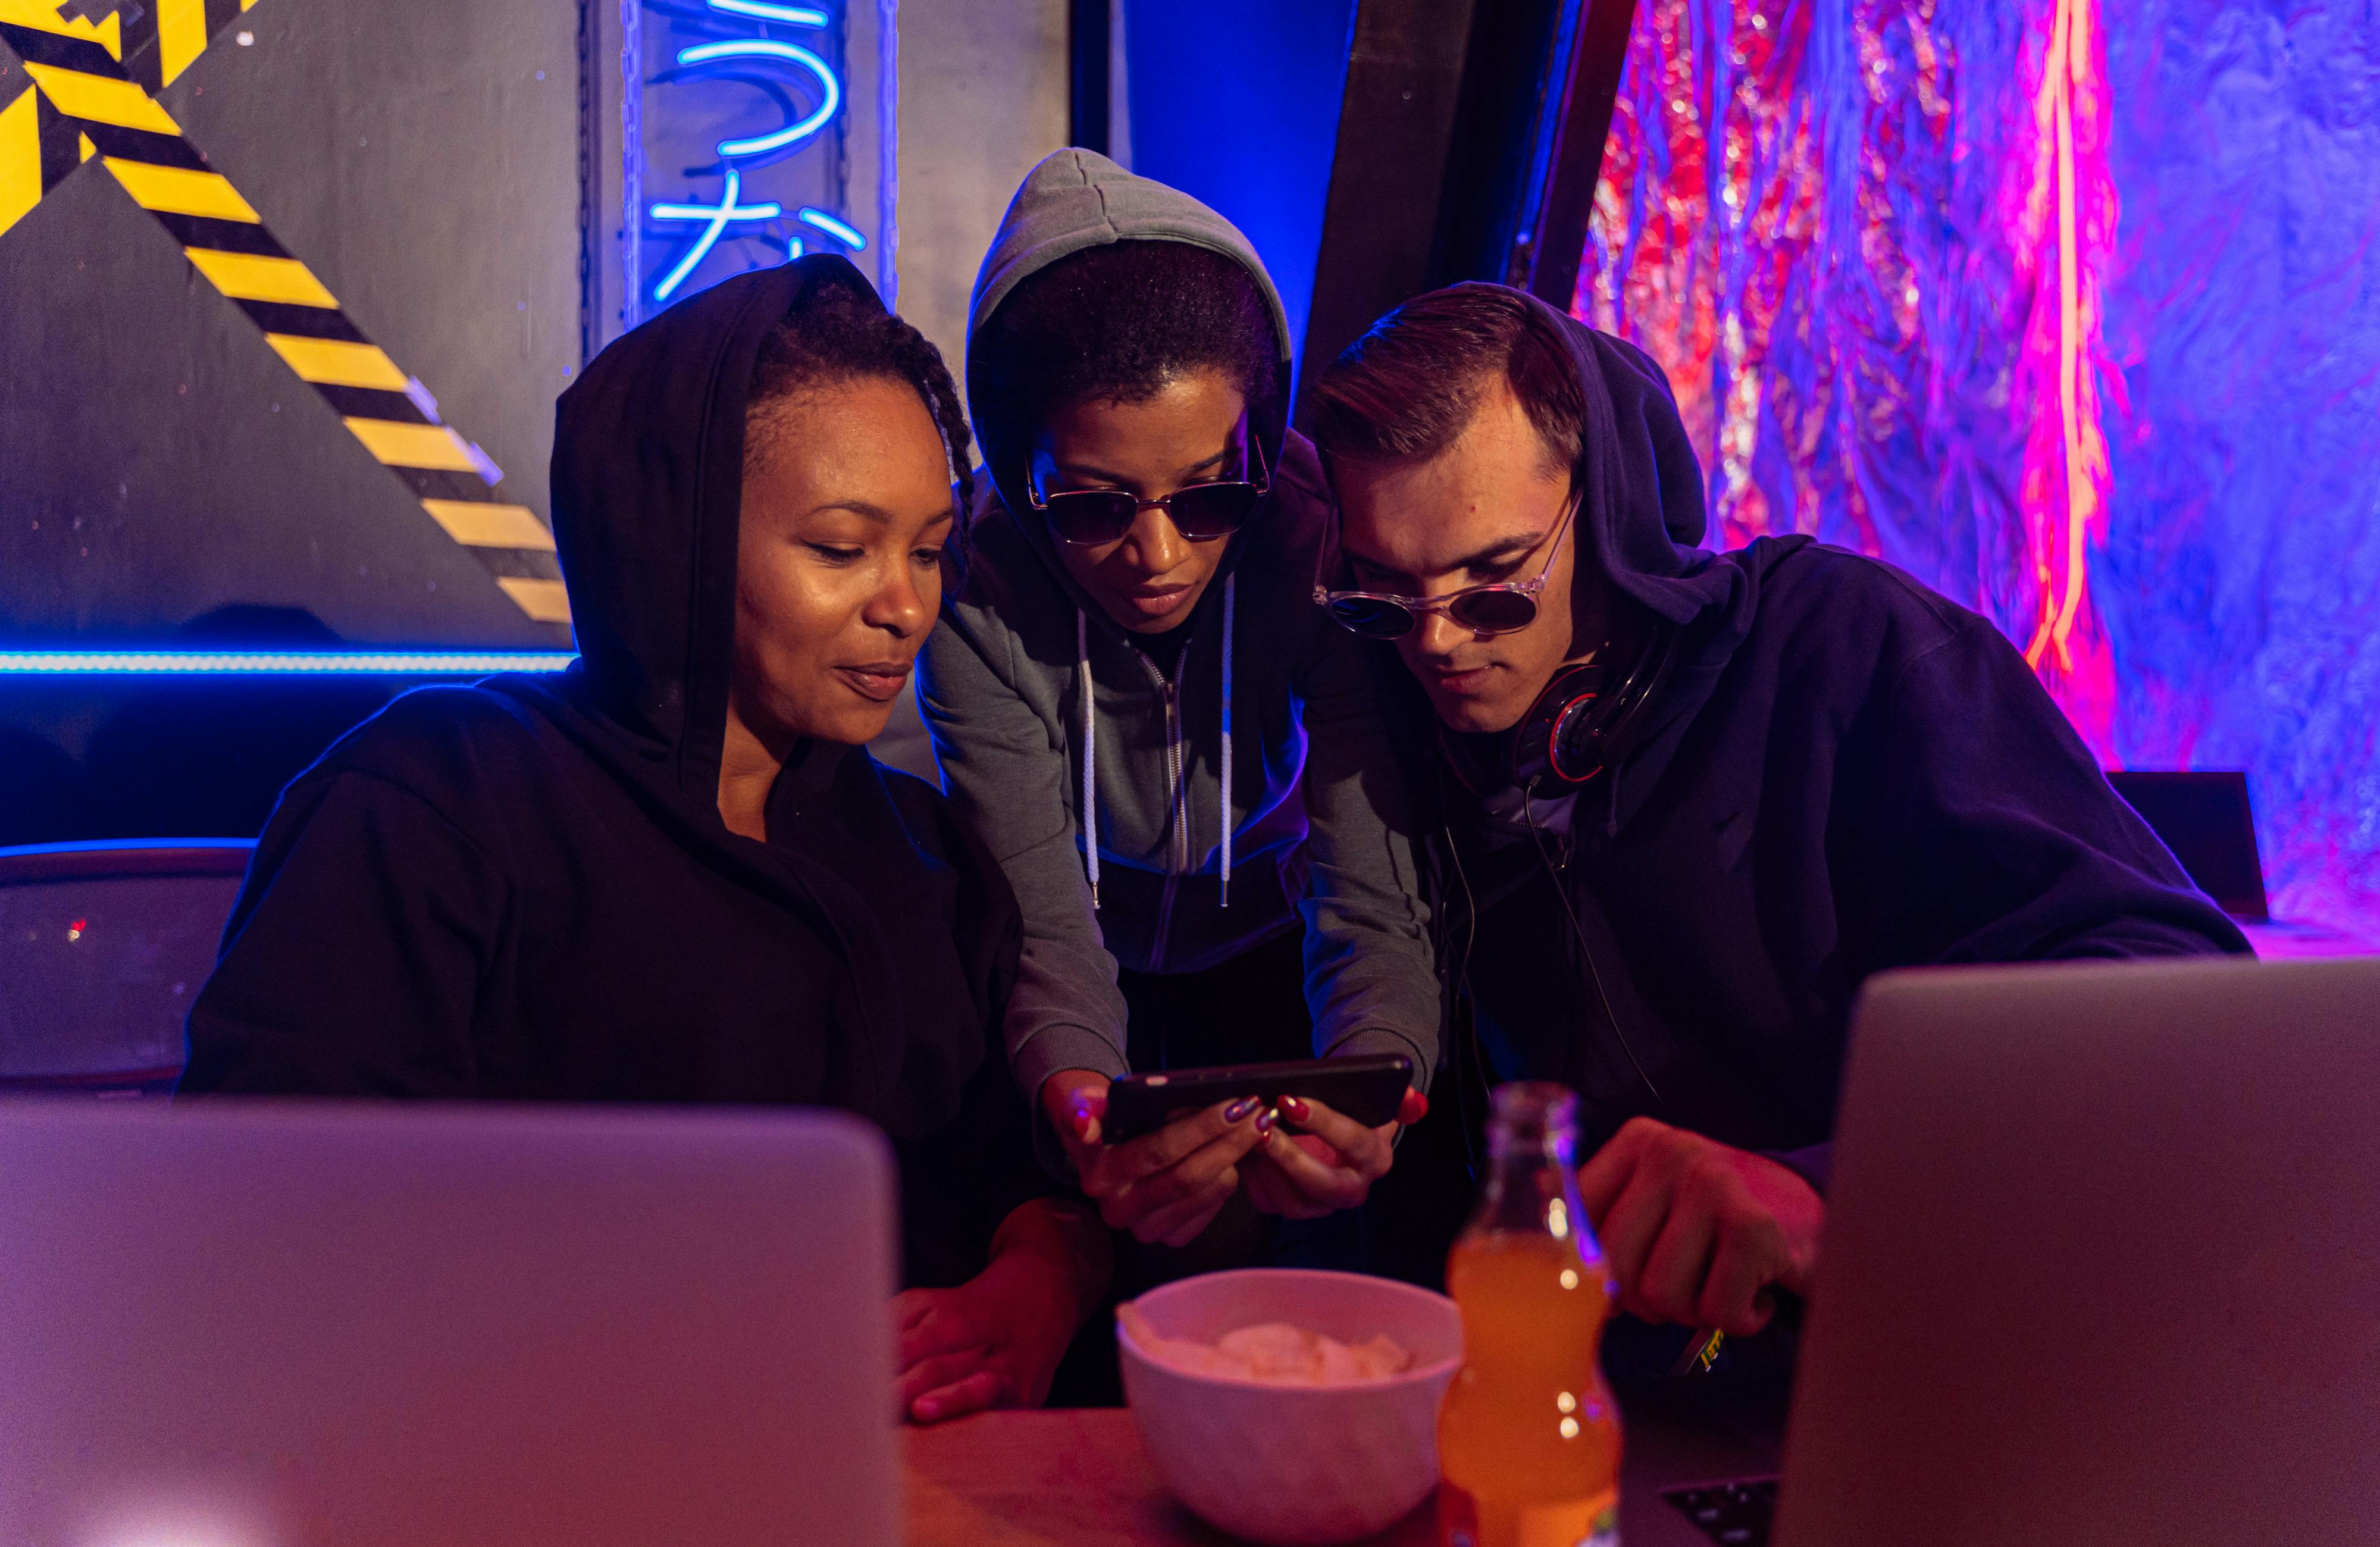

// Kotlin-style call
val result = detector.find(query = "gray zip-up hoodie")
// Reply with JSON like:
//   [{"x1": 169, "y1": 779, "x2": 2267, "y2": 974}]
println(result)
[{"x1": 916, "y1": 150, "x2": 1440, "y2": 1109}]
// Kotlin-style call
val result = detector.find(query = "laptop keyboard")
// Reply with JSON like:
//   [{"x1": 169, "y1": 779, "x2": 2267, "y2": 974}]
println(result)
[{"x1": 1663, "y1": 1477, "x2": 1780, "y2": 1545}]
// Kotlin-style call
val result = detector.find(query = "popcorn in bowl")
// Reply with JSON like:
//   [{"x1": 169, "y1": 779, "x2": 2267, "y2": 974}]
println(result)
[
  {"x1": 1115, "y1": 1268, "x2": 1464, "y2": 1546},
  {"x1": 1117, "y1": 1303, "x2": 1413, "y2": 1385}
]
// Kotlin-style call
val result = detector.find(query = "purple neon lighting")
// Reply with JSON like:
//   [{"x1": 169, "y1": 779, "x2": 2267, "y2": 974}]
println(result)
[
  {"x1": 0, "y1": 652, "x2": 577, "y2": 675},
  {"x1": 1580, "y1": 0, "x2": 2379, "y2": 931}
]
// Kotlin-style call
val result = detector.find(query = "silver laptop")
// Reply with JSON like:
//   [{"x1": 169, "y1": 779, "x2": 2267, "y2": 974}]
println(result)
[
  {"x1": 1626, "y1": 953, "x2": 2380, "y2": 1545},
  {"x1": 0, "y1": 1101, "x2": 900, "y2": 1547}
]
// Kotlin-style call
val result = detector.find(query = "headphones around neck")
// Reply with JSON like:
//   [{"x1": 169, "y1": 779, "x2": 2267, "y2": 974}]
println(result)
[{"x1": 1508, "y1": 622, "x2": 1682, "y2": 797}]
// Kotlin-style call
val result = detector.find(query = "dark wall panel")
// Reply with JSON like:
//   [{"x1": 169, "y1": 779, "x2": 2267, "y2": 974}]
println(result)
[
  {"x1": 1121, "y1": 0, "x2": 1357, "y2": 400},
  {"x1": 0, "y1": 0, "x2": 583, "y2": 648}
]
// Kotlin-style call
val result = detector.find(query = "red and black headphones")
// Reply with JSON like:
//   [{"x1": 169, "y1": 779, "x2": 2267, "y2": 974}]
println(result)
[{"x1": 1507, "y1": 622, "x2": 1682, "y2": 797}]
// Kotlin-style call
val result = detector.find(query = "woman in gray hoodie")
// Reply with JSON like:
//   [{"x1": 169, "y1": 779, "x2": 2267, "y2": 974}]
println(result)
[{"x1": 917, "y1": 152, "x2": 1442, "y2": 1267}]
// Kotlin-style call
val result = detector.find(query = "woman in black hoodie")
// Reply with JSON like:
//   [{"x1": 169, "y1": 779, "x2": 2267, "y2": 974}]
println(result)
[{"x1": 180, "y1": 258, "x2": 1107, "y2": 1425}]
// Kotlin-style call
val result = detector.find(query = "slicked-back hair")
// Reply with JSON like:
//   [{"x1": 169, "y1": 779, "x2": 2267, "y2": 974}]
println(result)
[
  {"x1": 973, "y1": 240, "x2": 1279, "y2": 450},
  {"x1": 746, "y1": 283, "x2": 977, "y2": 534},
  {"x1": 1310, "y1": 284, "x2": 1584, "y2": 480}
]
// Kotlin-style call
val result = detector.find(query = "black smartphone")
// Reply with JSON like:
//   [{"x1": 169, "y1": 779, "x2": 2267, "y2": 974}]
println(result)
[{"x1": 1100, "y1": 1054, "x2": 1413, "y2": 1145}]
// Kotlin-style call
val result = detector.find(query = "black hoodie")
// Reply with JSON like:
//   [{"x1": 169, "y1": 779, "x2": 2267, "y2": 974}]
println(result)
[
  {"x1": 1386, "y1": 289, "x2": 2248, "y2": 1203},
  {"x1": 180, "y1": 258, "x2": 1040, "y2": 1290}
]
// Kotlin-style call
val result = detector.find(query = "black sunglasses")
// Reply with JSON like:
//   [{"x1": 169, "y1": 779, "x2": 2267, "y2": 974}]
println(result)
[
  {"x1": 1028, "y1": 434, "x2": 1271, "y2": 547},
  {"x1": 1314, "y1": 493, "x2": 1580, "y2": 640}
]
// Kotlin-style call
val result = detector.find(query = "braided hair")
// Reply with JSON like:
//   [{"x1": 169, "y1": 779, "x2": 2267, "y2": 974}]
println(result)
[{"x1": 746, "y1": 283, "x2": 978, "y2": 538}]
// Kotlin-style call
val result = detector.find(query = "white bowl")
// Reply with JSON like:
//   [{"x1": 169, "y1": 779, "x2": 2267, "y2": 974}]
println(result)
[{"x1": 1117, "y1": 1267, "x2": 1463, "y2": 1546}]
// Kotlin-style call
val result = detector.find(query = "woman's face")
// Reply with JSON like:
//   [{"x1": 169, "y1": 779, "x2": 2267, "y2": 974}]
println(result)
[
  {"x1": 732, "y1": 374, "x2": 954, "y2": 747},
  {"x1": 1031, "y1": 369, "x2": 1250, "y2": 635}
]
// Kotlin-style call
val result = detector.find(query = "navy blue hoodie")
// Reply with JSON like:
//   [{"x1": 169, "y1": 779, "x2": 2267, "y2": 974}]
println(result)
[
  {"x1": 1377, "y1": 289, "x2": 2248, "y2": 1202},
  {"x1": 178, "y1": 258, "x2": 1042, "y2": 1291}
]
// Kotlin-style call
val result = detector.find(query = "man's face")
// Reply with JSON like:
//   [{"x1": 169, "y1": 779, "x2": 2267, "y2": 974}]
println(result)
[{"x1": 1334, "y1": 383, "x2": 1578, "y2": 735}]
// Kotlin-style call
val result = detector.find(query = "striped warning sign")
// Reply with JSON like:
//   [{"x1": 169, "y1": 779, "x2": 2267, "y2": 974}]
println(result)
[
  {"x1": 0, "y1": 1, "x2": 571, "y2": 627},
  {"x1": 0, "y1": 29, "x2": 82, "y2": 240}
]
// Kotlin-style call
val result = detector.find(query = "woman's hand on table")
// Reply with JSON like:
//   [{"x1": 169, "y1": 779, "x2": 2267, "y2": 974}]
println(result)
[
  {"x1": 894, "y1": 1199, "x2": 1110, "y2": 1425},
  {"x1": 1576, "y1": 1116, "x2": 1824, "y2": 1338},
  {"x1": 1241, "y1": 1088, "x2": 1427, "y2": 1220},
  {"x1": 892, "y1": 1267, "x2": 1066, "y2": 1424},
  {"x1": 1039, "y1": 1071, "x2": 1268, "y2": 1248}
]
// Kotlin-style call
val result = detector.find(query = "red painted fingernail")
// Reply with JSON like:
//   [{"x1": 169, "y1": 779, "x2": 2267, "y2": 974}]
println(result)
[
  {"x1": 1400, "y1": 1089, "x2": 1429, "y2": 1124},
  {"x1": 1073, "y1": 1115, "x2": 1094, "y2": 1141},
  {"x1": 1279, "y1": 1096, "x2": 1310, "y2": 1122}
]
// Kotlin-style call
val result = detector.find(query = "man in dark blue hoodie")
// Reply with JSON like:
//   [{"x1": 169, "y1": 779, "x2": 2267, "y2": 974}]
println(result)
[{"x1": 1307, "y1": 283, "x2": 2246, "y2": 1357}]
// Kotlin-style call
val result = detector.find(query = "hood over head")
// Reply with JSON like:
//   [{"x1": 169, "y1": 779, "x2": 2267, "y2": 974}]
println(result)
[
  {"x1": 1333, "y1": 284, "x2": 1797, "y2": 822},
  {"x1": 1500, "y1": 284, "x2": 1781, "y2": 806},
  {"x1": 492, "y1": 257, "x2": 982, "y2": 1128},
  {"x1": 964, "y1": 149, "x2": 1296, "y2": 623},
  {"x1": 538, "y1": 254, "x2": 888, "y2": 805},
  {"x1": 1448, "y1": 283, "x2": 1743, "y2": 637}
]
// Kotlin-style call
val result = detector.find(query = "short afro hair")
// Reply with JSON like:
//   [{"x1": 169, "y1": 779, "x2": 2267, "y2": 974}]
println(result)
[{"x1": 972, "y1": 240, "x2": 1279, "y2": 450}]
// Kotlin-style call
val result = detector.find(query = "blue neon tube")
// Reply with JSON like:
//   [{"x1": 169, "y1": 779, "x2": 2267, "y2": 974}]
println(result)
[
  {"x1": 0, "y1": 651, "x2": 579, "y2": 675},
  {"x1": 706, "y1": 0, "x2": 831, "y2": 24},
  {"x1": 650, "y1": 168, "x2": 784, "y2": 302},
  {"x1": 797, "y1": 206, "x2": 866, "y2": 249},
  {"x1": 675, "y1": 39, "x2": 842, "y2": 157}
]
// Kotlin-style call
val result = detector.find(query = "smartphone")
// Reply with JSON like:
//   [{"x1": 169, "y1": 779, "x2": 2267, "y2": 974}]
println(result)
[{"x1": 1100, "y1": 1054, "x2": 1413, "y2": 1145}]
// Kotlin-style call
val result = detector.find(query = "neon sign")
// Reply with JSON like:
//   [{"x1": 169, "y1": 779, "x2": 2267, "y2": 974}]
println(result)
[
  {"x1": 646, "y1": 0, "x2": 867, "y2": 305},
  {"x1": 707, "y1": 1, "x2": 832, "y2": 26}
]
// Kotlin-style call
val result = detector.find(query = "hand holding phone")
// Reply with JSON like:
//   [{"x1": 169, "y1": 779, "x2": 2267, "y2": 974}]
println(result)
[
  {"x1": 1040, "y1": 1071, "x2": 1268, "y2": 1248},
  {"x1": 1099, "y1": 1056, "x2": 1415, "y2": 1144},
  {"x1": 1241, "y1": 1086, "x2": 1428, "y2": 1219},
  {"x1": 1097, "y1": 1057, "x2": 1427, "y2": 1223}
]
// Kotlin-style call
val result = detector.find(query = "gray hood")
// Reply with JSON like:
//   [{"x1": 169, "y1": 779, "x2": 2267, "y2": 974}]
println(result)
[
  {"x1": 919, "y1": 152, "x2": 1442, "y2": 1113},
  {"x1": 964, "y1": 149, "x2": 1294, "y2": 628}
]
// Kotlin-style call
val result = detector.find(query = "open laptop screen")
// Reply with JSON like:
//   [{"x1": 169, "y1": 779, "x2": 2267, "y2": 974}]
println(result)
[{"x1": 2105, "y1": 770, "x2": 2268, "y2": 920}]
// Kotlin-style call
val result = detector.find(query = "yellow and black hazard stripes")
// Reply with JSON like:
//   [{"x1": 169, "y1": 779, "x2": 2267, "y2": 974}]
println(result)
[
  {"x1": 125, "y1": 0, "x2": 258, "y2": 92},
  {"x1": 0, "y1": 0, "x2": 120, "y2": 55},
  {"x1": 0, "y1": 88, "x2": 38, "y2": 233},
  {"x1": 0, "y1": 68, "x2": 80, "y2": 238},
  {"x1": 0, "y1": 1, "x2": 571, "y2": 628}
]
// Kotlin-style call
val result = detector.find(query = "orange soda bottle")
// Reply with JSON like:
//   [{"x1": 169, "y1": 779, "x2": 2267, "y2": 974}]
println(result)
[{"x1": 1438, "y1": 1082, "x2": 1621, "y2": 1547}]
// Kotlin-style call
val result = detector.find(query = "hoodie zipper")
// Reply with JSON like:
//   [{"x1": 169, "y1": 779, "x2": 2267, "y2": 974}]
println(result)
[{"x1": 1132, "y1": 643, "x2": 1192, "y2": 970}]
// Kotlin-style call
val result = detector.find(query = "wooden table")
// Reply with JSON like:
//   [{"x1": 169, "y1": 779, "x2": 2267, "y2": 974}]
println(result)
[{"x1": 904, "y1": 1409, "x2": 1436, "y2": 1546}]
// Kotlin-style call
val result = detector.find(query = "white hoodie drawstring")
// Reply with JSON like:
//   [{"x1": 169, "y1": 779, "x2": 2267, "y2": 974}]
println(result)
[
  {"x1": 1077, "y1": 609, "x2": 1100, "y2": 910},
  {"x1": 1219, "y1": 575, "x2": 1234, "y2": 909},
  {"x1": 1077, "y1": 576, "x2": 1233, "y2": 914}
]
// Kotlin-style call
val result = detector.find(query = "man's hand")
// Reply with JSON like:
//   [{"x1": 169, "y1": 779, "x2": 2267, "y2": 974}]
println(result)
[
  {"x1": 892, "y1": 1200, "x2": 1109, "y2": 1424},
  {"x1": 1576, "y1": 1116, "x2": 1822, "y2": 1338},
  {"x1": 1241, "y1": 1088, "x2": 1429, "y2": 1219},
  {"x1": 1041, "y1": 1070, "x2": 1267, "y2": 1248}
]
